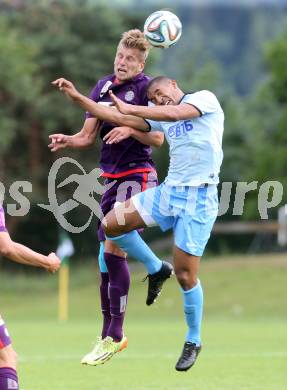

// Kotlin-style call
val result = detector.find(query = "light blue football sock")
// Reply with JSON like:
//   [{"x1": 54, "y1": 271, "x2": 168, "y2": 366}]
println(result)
[
  {"x1": 98, "y1": 241, "x2": 108, "y2": 273},
  {"x1": 182, "y1": 280, "x2": 203, "y2": 347},
  {"x1": 106, "y1": 230, "x2": 162, "y2": 274}
]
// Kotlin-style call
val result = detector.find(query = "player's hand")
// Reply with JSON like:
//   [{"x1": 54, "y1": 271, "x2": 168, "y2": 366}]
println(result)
[
  {"x1": 46, "y1": 252, "x2": 61, "y2": 273},
  {"x1": 48, "y1": 134, "x2": 70, "y2": 152},
  {"x1": 109, "y1": 91, "x2": 132, "y2": 115},
  {"x1": 52, "y1": 78, "x2": 80, "y2": 100},
  {"x1": 103, "y1": 126, "x2": 133, "y2": 144}
]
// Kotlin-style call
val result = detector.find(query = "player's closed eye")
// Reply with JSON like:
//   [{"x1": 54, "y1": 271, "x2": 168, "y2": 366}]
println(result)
[{"x1": 127, "y1": 56, "x2": 136, "y2": 62}]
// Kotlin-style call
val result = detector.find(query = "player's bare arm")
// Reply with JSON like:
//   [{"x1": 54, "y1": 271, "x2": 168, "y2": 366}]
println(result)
[
  {"x1": 129, "y1": 128, "x2": 164, "y2": 147},
  {"x1": 49, "y1": 117, "x2": 100, "y2": 152},
  {"x1": 110, "y1": 91, "x2": 201, "y2": 122},
  {"x1": 103, "y1": 126, "x2": 164, "y2": 147},
  {"x1": 0, "y1": 233, "x2": 60, "y2": 272},
  {"x1": 52, "y1": 78, "x2": 149, "y2": 131}
]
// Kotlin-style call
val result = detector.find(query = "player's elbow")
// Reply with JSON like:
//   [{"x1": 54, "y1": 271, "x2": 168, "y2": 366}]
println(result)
[
  {"x1": 78, "y1": 132, "x2": 96, "y2": 148},
  {"x1": 0, "y1": 242, "x2": 15, "y2": 259},
  {"x1": 152, "y1": 133, "x2": 164, "y2": 147},
  {"x1": 84, "y1": 134, "x2": 96, "y2": 146}
]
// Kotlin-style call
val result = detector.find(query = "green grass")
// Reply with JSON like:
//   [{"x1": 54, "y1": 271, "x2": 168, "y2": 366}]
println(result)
[{"x1": 1, "y1": 254, "x2": 287, "y2": 390}]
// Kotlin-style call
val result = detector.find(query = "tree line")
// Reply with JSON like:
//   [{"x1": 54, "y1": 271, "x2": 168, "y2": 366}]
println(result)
[{"x1": 0, "y1": 0, "x2": 287, "y2": 259}]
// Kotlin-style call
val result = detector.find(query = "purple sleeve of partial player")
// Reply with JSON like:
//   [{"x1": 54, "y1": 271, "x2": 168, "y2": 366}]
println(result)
[{"x1": 0, "y1": 207, "x2": 7, "y2": 232}]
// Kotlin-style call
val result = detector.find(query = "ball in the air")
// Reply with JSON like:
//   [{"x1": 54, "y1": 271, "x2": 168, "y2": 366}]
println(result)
[{"x1": 144, "y1": 10, "x2": 182, "y2": 49}]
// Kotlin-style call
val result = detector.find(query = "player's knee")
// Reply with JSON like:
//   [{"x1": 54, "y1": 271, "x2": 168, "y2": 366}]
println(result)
[
  {"x1": 104, "y1": 239, "x2": 127, "y2": 257},
  {"x1": 0, "y1": 347, "x2": 18, "y2": 369},
  {"x1": 103, "y1": 216, "x2": 122, "y2": 237},
  {"x1": 175, "y1": 269, "x2": 197, "y2": 290}
]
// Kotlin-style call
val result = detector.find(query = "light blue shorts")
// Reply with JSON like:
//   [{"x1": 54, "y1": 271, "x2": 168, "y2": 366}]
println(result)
[{"x1": 132, "y1": 182, "x2": 218, "y2": 256}]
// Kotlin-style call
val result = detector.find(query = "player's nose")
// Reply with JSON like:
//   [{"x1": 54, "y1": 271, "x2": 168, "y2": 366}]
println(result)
[
  {"x1": 118, "y1": 57, "x2": 127, "y2": 66},
  {"x1": 154, "y1": 96, "x2": 162, "y2": 105}
]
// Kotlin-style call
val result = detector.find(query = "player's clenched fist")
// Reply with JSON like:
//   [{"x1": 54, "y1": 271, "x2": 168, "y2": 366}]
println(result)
[{"x1": 46, "y1": 252, "x2": 61, "y2": 273}]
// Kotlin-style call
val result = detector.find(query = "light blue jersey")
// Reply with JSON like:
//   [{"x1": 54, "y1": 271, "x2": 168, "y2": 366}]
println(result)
[
  {"x1": 130, "y1": 89, "x2": 224, "y2": 256},
  {"x1": 146, "y1": 90, "x2": 224, "y2": 186}
]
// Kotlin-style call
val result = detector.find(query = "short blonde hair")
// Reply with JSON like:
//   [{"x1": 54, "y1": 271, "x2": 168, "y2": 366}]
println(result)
[{"x1": 118, "y1": 29, "x2": 150, "y2": 61}]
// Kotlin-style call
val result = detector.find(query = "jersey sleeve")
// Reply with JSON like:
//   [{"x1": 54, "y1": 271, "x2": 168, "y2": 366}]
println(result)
[
  {"x1": 183, "y1": 90, "x2": 221, "y2": 116},
  {"x1": 145, "y1": 119, "x2": 163, "y2": 132}
]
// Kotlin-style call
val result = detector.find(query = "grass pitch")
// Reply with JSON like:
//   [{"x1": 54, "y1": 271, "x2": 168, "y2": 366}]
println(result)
[{"x1": 1, "y1": 254, "x2": 287, "y2": 390}]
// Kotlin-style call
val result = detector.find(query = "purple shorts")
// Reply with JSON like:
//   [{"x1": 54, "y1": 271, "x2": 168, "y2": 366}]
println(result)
[
  {"x1": 98, "y1": 171, "x2": 158, "y2": 241},
  {"x1": 0, "y1": 207, "x2": 7, "y2": 233}
]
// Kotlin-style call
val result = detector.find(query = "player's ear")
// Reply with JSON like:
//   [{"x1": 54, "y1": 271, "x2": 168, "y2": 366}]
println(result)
[
  {"x1": 171, "y1": 79, "x2": 177, "y2": 89},
  {"x1": 138, "y1": 61, "x2": 145, "y2": 72}
]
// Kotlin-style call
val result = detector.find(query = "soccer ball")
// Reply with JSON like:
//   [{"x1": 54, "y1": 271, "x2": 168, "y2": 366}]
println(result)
[{"x1": 144, "y1": 10, "x2": 182, "y2": 49}]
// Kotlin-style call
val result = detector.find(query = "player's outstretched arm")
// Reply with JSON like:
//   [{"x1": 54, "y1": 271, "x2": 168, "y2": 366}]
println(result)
[
  {"x1": 109, "y1": 91, "x2": 200, "y2": 122},
  {"x1": 0, "y1": 232, "x2": 61, "y2": 273},
  {"x1": 52, "y1": 78, "x2": 149, "y2": 131},
  {"x1": 49, "y1": 118, "x2": 100, "y2": 152},
  {"x1": 104, "y1": 127, "x2": 164, "y2": 147}
]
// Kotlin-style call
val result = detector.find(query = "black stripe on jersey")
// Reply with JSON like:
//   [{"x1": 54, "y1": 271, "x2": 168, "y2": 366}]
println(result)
[
  {"x1": 144, "y1": 119, "x2": 152, "y2": 132},
  {"x1": 181, "y1": 93, "x2": 202, "y2": 117}
]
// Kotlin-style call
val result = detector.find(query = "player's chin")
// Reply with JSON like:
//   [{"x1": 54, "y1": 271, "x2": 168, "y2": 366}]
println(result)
[{"x1": 115, "y1": 72, "x2": 129, "y2": 81}]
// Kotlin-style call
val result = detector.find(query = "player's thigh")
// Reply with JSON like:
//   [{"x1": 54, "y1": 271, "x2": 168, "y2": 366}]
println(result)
[
  {"x1": 173, "y1": 245, "x2": 200, "y2": 289},
  {"x1": 104, "y1": 198, "x2": 146, "y2": 236}
]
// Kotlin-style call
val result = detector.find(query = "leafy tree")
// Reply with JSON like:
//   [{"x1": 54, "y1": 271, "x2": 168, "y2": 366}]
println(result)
[
  {"x1": 236, "y1": 27, "x2": 287, "y2": 221},
  {"x1": 0, "y1": 1, "x2": 145, "y2": 254}
]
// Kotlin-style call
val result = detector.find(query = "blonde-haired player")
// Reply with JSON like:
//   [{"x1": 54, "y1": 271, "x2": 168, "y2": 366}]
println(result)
[{"x1": 49, "y1": 29, "x2": 173, "y2": 366}]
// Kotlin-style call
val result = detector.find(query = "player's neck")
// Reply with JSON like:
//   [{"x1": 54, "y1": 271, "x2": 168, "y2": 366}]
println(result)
[
  {"x1": 176, "y1": 91, "x2": 185, "y2": 104},
  {"x1": 113, "y1": 72, "x2": 142, "y2": 85},
  {"x1": 113, "y1": 77, "x2": 123, "y2": 85}
]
